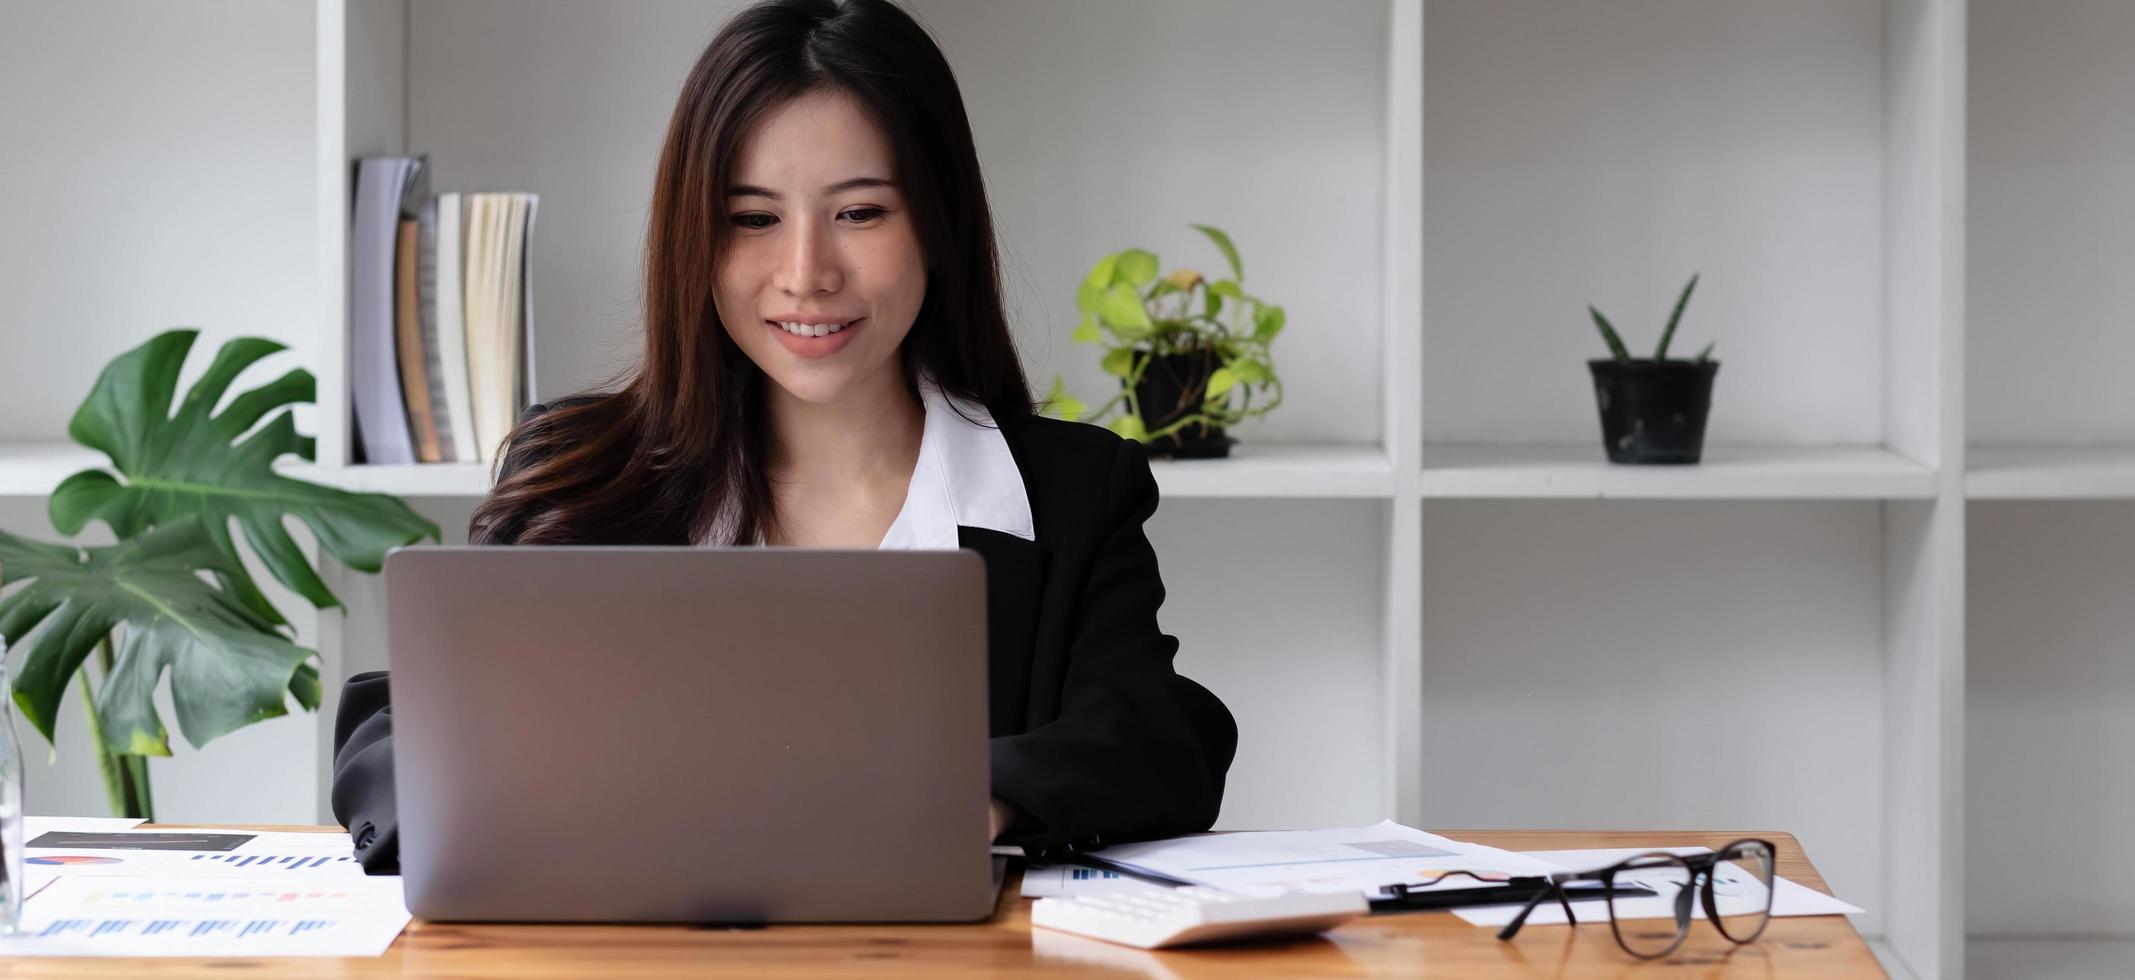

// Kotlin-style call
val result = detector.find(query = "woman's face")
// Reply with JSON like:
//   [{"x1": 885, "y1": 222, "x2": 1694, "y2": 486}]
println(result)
[{"x1": 714, "y1": 88, "x2": 926, "y2": 405}]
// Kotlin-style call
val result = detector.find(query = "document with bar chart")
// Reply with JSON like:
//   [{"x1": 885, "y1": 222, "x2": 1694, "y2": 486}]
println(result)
[
  {"x1": 23, "y1": 831, "x2": 367, "y2": 894},
  {"x1": 0, "y1": 876, "x2": 411, "y2": 956}
]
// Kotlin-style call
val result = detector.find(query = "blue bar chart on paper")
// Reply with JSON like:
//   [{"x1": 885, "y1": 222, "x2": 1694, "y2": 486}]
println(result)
[
  {"x1": 41, "y1": 917, "x2": 343, "y2": 940},
  {"x1": 189, "y1": 853, "x2": 359, "y2": 872},
  {"x1": 0, "y1": 877, "x2": 411, "y2": 957}
]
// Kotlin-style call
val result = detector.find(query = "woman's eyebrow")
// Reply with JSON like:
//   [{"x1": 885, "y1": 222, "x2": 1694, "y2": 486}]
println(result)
[{"x1": 725, "y1": 177, "x2": 895, "y2": 200}]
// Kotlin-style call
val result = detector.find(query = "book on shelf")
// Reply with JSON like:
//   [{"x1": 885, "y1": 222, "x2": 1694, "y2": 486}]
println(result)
[
  {"x1": 394, "y1": 211, "x2": 442, "y2": 462},
  {"x1": 432, "y1": 193, "x2": 478, "y2": 463},
  {"x1": 349, "y1": 156, "x2": 423, "y2": 465},
  {"x1": 462, "y1": 192, "x2": 539, "y2": 464},
  {"x1": 349, "y1": 155, "x2": 537, "y2": 466}
]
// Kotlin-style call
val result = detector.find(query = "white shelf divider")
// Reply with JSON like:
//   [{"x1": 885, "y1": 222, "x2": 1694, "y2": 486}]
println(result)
[
  {"x1": 0, "y1": 444, "x2": 101, "y2": 499},
  {"x1": 1383, "y1": 0, "x2": 1425, "y2": 829},
  {"x1": 1150, "y1": 444, "x2": 1394, "y2": 499},
  {"x1": 295, "y1": 461, "x2": 490, "y2": 497},
  {"x1": 1419, "y1": 443, "x2": 1937, "y2": 500},
  {"x1": 1966, "y1": 445, "x2": 2135, "y2": 500},
  {"x1": 299, "y1": 443, "x2": 1393, "y2": 500}
]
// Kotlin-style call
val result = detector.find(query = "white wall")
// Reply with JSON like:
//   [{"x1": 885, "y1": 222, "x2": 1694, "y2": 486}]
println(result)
[
  {"x1": 1968, "y1": 502, "x2": 2135, "y2": 937},
  {"x1": 1150, "y1": 500, "x2": 1386, "y2": 830},
  {"x1": 1969, "y1": 0, "x2": 2135, "y2": 444},
  {"x1": 0, "y1": 0, "x2": 318, "y2": 443},
  {"x1": 914, "y1": 0, "x2": 1391, "y2": 445},
  {"x1": 1423, "y1": 0, "x2": 1888, "y2": 446}
]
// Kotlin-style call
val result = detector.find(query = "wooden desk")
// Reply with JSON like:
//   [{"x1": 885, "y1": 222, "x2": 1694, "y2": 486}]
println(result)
[{"x1": 2, "y1": 828, "x2": 1882, "y2": 978}]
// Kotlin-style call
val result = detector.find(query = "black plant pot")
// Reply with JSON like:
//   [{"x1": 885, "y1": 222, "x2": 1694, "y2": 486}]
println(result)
[
  {"x1": 1588, "y1": 359, "x2": 1720, "y2": 464},
  {"x1": 1131, "y1": 351, "x2": 1236, "y2": 459}
]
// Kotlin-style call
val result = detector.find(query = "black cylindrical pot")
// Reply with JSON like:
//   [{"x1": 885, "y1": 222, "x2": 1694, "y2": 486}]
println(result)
[
  {"x1": 1132, "y1": 351, "x2": 1235, "y2": 459},
  {"x1": 1587, "y1": 359, "x2": 1720, "y2": 464}
]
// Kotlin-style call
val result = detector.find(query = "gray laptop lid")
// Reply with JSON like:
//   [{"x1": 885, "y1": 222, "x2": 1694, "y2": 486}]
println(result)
[{"x1": 385, "y1": 546, "x2": 994, "y2": 923}]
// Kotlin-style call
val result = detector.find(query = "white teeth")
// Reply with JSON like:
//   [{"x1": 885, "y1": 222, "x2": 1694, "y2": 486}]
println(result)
[{"x1": 777, "y1": 320, "x2": 847, "y2": 337}]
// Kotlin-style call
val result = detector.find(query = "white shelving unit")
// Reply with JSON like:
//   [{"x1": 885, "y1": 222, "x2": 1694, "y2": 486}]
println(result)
[
  {"x1": 1417, "y1": 6, "x2": 1963, "y2": 979},
  {"x1": 12, "y1": 444, "x2": 1393, "y2": 501},
  {"x1": 1422, "y1": 443, "x2": 1937, "y2": 499},
  {"x1": 1967, "y1": 445, "x2": 2135, "y2": 500},
  {"x1": 19, "y1": 0, "x2": 2135, "y2": 975}
]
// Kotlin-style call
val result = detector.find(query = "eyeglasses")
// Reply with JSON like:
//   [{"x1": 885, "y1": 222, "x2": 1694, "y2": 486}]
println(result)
[{"x1": 1495, "y1": 838, "x2": 1778, "y2": 959}]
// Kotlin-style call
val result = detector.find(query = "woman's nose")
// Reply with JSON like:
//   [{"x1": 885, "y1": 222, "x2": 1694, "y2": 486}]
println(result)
[{"x1": 775, "y1": 216, "x2": 842, "y2": 297}]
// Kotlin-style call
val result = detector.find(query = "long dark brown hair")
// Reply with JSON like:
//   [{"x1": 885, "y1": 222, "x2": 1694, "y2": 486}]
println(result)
[{"x1": 470, "y1": 0, "x2": 1031, "y2": 547}]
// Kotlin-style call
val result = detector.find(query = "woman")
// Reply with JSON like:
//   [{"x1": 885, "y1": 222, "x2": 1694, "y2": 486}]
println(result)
[{"x1": 331, "y1": 0, "x2": 1235, "y2": 874}]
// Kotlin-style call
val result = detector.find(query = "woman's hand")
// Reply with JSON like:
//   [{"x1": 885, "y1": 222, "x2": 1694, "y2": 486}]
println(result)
[{"x1": 988, "y1": 796, "x2": 1019, "y2": 841}]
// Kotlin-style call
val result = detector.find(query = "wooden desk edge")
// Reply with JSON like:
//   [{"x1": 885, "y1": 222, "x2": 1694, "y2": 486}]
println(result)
[{"x1": 152, "y1": 825, "x2": 1848, "y2": 915}]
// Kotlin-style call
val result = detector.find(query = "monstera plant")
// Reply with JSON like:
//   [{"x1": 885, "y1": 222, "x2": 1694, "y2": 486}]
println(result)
[{"x1": 0, "y1": 330, "x2": 437, "y2": 818}]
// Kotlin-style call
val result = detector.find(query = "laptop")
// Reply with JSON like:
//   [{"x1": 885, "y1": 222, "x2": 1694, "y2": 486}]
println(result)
[{"x1": 383, "y1": 545, "x2": 997, "y2": 923}]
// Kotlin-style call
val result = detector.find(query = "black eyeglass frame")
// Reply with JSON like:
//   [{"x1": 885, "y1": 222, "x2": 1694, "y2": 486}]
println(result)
[{"x1": 1495, "y1": 838, "x2": 1779, "y2": 960}]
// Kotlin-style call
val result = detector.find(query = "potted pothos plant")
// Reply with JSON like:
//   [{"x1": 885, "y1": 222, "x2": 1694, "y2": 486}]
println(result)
[
  {"x1": 1587, "y1": 273, "x2": 1720, "y2": 464},
  {"x1": 0, "y1": 329, "x2": 437, "y2": 819},
  {"x1": 1045, "y1": 224, "x2": 1286, "y2": 458}
]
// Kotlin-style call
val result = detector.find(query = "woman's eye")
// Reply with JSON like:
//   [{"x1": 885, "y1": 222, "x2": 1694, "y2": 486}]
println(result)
[
  {"x1": 731, "y1": 213, "x2": 776, "y2": 230},
  {"x1": 840, "y1": 207, "x2": 886, "y2": 223}
]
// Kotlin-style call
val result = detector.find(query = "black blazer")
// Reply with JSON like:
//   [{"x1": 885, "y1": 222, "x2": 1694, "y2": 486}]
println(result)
[{"x1": 329, "y1": 407, "x2": 1238, "y2": 873}]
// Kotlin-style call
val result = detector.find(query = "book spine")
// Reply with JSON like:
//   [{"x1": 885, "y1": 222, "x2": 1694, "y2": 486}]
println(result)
[
  {"x1": 395, "y1": 218, "x2": 442, "y2": 464},
  {"x1": 417, "y1": 197, "x2": 454, "y2": 462},
  {"x1": 466, "y1": 194, "x2": 505, "y2": 463},
  {"x1": 348, "y1": 157, "x2": 418, "y2": 465},
  {"x1": 499, "y1": 195, "x2": 529, "y2": 426},
  {"x1": 519, "y1": 194, "x2": 539, "y2": 419},
  {"x1": 434, "y1": 192, "x2": 478, "y2": 463}
]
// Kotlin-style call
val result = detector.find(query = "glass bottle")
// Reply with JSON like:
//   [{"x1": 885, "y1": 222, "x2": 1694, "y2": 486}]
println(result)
[{"x1": 0, "y1": 652, "x2": 23, "y2": 935}]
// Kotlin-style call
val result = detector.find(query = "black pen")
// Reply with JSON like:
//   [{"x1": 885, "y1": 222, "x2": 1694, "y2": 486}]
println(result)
[{"x1": 1369, "y1": 879, "x2": 1658, "y2": 913}]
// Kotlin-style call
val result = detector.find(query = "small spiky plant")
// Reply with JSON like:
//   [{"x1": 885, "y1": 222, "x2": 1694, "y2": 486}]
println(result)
[{"x1": 1588, "y1": 273, "x2": 1713, "y2": 363}]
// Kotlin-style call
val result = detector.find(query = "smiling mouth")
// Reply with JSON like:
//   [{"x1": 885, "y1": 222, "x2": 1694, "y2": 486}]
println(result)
[{"x1": 771, "y1": 319, "x2": 856, "y2": 338}]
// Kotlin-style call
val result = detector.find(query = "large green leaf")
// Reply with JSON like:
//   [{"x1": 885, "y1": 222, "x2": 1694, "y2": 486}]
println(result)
[
  {"x1": 48, "y1": 330, "x2": 438, "y2": 616},
  {"x1": 0, "y1": 519, "x2": 315, "y2": 754}
]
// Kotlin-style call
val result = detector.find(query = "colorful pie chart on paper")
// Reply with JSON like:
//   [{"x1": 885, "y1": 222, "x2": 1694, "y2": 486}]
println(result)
[{"x1": 28, "y1": 855, "x2": 125, "y2": 866}]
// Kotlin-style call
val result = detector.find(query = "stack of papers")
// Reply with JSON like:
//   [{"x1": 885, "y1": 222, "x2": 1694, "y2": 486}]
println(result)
[
  {"x1": 1084, "y1": 820, "x2": 1562, "y2": 898},
  {"x1": 3, "y1": 817, "x2": 410, "y2": 957}
]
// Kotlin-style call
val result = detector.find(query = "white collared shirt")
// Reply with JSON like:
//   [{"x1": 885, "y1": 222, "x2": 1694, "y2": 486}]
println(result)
[
  {"x1": 697, "y1": 375, "x2": 1035, "y2": 549},
  {"x1": 876, "y1": 376, "x2": 1035, "y2": 549}
]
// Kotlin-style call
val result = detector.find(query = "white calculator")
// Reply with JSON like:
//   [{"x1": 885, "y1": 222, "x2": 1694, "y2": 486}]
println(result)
[{"x1": 1030, "y1": 886, "x2": 1368, "y2": 949}]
